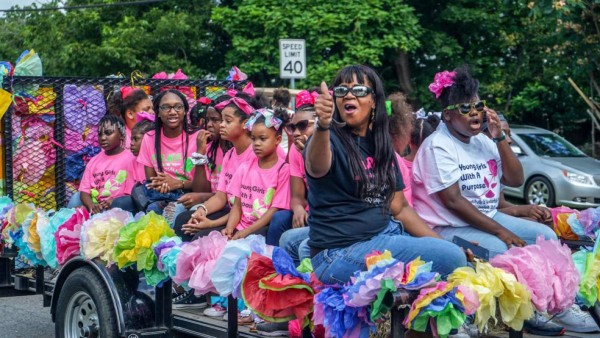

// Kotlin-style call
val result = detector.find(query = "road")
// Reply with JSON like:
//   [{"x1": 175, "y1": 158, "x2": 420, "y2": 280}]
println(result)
[{"x1": 0, "y1": 288, "x2": 54, "y2": 338}]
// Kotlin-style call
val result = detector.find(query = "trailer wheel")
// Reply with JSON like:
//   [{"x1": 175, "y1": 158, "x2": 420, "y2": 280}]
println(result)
[{"x1": 55, "y1": 266, "x2": 119, "y2": 338}]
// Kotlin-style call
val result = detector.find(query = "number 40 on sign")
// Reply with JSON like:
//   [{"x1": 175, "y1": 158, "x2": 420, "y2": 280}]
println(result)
[{"x1": 279, "y1": 39, "x2": 306, "y2": 79}]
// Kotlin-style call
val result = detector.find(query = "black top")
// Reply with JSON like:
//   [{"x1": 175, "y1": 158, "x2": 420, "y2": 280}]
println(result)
[{"x1": 305, "y1": 131, "x2": 404, "y2": 249}]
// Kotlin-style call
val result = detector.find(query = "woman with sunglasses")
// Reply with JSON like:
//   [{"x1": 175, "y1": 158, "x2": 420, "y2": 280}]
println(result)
[
  {"x1": 266, "y1": 90, "x2": 317, "y2": 248},
  {"x1": 411, "y1": 66, "x2": 557, "y2": 259},
  {"x1": 306, "y1": 65, "x2": 466, "y2": 290}
]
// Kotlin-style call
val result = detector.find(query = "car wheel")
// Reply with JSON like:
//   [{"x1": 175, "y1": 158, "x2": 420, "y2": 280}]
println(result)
[
  {"x1": 55, "y1": 266, "x2": 118, "y2": 338},
  {"x1": 525, "y1": 176, "x2": 555, "y2": 207}
]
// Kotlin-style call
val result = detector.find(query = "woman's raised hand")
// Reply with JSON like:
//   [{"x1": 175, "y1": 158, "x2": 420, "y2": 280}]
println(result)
[{"x1": 314, "y1": 82, "x2": 333, "y2": 128}]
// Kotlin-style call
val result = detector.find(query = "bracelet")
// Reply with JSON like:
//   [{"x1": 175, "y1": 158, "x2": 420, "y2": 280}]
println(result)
[
  {"x1": 191, "y1": 203, "x2": 208, "y2": 215},
  {"x1": 180, "y1": 180, "x2": 185, "y2": 190},
  {"x1": 493, "y1": 132, "x2": 506, "y2": 144},
  {"x1": 190, "y1": 152, "x2": 209, "y2": 166},
  {"x1": 316, "y1": 122, "x2": 330, "y2": 131}
]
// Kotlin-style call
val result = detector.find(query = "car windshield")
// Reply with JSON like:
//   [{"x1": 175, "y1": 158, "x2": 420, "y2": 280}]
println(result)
[{"x1": 517, "y1": 132, "x2": 586, "y2": 157}]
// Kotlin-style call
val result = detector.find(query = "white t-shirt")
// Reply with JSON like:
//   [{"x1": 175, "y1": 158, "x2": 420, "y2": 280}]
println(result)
[{"x1": 412, "y1": 123, "x2": 502, "y2": 227}]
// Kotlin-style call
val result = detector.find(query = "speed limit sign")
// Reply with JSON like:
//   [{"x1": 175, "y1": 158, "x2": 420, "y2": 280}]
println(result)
[{"x1": 279, "y1": 39, "x2": 306, "y2": 79}]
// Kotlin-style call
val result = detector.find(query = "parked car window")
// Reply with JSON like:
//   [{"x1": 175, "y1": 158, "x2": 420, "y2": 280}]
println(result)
[{"x1": 518, "y1": 133, "x2": 586, "y2": 157}]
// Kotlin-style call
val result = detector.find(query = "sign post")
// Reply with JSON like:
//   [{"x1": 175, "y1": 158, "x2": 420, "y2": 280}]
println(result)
[{"x1": 279, "y1": 39, "x2": 306, "y2": 92}]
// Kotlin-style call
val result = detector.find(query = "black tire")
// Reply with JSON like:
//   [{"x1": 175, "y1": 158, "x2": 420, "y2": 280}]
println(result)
[
  {"x1": 55, "y1": 266, "x2": 119, "y2": 338},
  {"x1": 525, "y1": 176, "x2": 555, "y2": 207}
]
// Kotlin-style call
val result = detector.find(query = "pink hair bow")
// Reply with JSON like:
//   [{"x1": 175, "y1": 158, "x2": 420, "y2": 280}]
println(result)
[
  {"x1": 120, "y1": 86, "x2": 136, "y2": 99},
  {"x1": 198, "y1": 97, "x2": 212, "y2": 105},
  {"x1": 136, "y1": 111, "x2": 155, "y2": 123},
  {"x1": 295, "y1": 90, "x2": 318, "y2": 109},
  {"x1": 226, "y1": 82, "x2": 255, "y2": 97},
  {"x1": 214, "y1": 97, "x2": 254, "y2": 115},
  {"x1": 428, "y1": 71, "x2": 456, "y2": 99}
]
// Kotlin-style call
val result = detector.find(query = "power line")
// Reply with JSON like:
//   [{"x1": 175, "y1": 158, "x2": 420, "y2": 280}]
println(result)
[{"x1": 0, "y1": 0, "x2": 169, "y2": 12}]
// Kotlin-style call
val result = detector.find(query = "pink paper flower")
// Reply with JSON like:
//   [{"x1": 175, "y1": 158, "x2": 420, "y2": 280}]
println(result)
[{"x1": 428, "y1": 71, "x2": 456, "y2": 99}]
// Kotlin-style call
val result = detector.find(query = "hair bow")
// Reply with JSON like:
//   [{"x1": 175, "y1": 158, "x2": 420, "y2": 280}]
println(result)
[
  {"x1": 227, "y1": 82, "x2": 255, "y2": 97},
  {"x1": 214, "y1": 96, "x2": 254, "y2": 115},
  {"x1": 198, "y1": 97, "x2": 212, "y2": 105},
  {"x1": 136, "y1": 111, "x2": 155, "y2": 123},
  {"x1": 428, "y1": 71, "x2": 456, "y2": 99},
  {"x1": 295, "y1": 90, "x2": 319, "y2": 109},
  {"x1": 413, "y1": 108, "x2": 442, "y2": 120},
  {"x1": 120, "y1": 86, "x2": 136, "y2": 99},
  {"x1": 244, "y1": 109, "x2": 283, "y2": 131},
  {"x1": 385, "y1": 100, "x2": 392, "y2": 117}
]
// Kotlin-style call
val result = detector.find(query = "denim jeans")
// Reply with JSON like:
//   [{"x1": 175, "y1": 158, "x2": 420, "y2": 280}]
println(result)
[
  {"x1": 311, "y1": 221, "x2": 467, "y2": 285},
  {"x1": 110, "y1": 196, "x2": 136, "y2": 213},
  {"x1": 143, "y1": 183, "x2": 185, "y2": 215},
  {"x1": 279, "y1": 227, "x2": 310, "y2": 266},
  {"x1": 433, "y1": 211, "x2": 558, "y2": 258},
  {"x1": 67, "y1": 192, "x2": 82, "y2": 208},
  {"x1": 265, "y1": 210, "x2": 293, "y2": 246}
]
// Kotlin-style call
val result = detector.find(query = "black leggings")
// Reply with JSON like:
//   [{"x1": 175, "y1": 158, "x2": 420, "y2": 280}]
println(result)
[{"x1": 173, "y1": 208, "x2": 269, "y2": 241}]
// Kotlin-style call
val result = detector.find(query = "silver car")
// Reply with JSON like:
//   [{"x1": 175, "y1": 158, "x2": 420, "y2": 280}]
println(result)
[{"x1": 503, "y1": 125, "x2": 600, "y2": 208}]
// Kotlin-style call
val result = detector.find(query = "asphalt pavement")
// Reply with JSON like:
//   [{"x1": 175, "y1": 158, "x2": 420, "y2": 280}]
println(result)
[{"x1": 0, "y1": 288, "x2": 54, "y2": 338}]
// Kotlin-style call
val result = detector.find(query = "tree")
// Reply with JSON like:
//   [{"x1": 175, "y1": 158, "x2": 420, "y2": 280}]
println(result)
[
  {"x1": 0, "y1": 0, "x2": 226, "y2": 78},
  {"x1": 211, "y1": 0, "x2": 422, "y2": 88}
]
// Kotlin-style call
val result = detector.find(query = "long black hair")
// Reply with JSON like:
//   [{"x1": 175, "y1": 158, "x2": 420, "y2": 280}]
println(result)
[
  {"x1": 331, "y1": 65, "x2": 396, "y2": 205},
  {"x1": 204, "y1": 95, "x2": 232, "y2": 172},
  {"x1": 152, "y1": 89, "x2": 190, "y2": 173}
]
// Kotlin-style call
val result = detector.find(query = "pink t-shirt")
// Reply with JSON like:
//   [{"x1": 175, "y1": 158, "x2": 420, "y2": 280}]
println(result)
[
  {"x1": 133, "y1": 161, "x2": 146, "y2": 182},
  {"x1": 137, "y1": 130, "x2": 200, "y2": 181},
  {"x1": 79, "y1": 150, "x2": 136, "y2": 202},
  {"x1": 228, "y1": 157, "x2": 291, "y2": 230},
  {"x1": 125, "y1": 127, "x2": 132, "y2": 150},
  {"x1": 395, "y1": 153, "x2": 413, "y2": 207},
  {"x1": 217, "y1": 145, "x2": 256, "y2": 205},
  {"x1": 205, "y1": 141, "x2": 224, "y2": 193},
  {"x1": 288, "y1": 146, "x2": 306, "y2": 184}
]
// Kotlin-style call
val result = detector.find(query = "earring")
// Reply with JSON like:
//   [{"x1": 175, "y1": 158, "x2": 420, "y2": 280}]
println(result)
[{"x1": 369, "y1": 107, "x2": 376, "y2": 130}]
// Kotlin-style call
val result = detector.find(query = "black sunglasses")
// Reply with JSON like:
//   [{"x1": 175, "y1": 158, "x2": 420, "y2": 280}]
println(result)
[
  {"x1": 445, "y1": 100, "x2": 486, "y2": 115},
  {"x1": 285, "y1": 120, "x2": 313, "y2": 133},
  {"x1": 333, "y1": 85, "x2": 373, "y2": 98}
]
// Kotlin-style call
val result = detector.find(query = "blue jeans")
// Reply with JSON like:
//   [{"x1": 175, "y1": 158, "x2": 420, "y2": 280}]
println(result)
[
  {"x1": 280, "y1": 227, "x2": 310, "y2": 266},
  {"x1": 143, "y1": 183, "x2": 185, "y2": 215},
  {"x1": 266, "y1": 210, "x2": 293, "y2": 246},
  {"x1": 67, "y1": 192, "x2": 83, "y2": 208},
  {"x1": 311, "y1": 221, "x2": 467, "y2": 285},
  {"x1": 110, "y1": 196, "x2": 136, "y2": 214},
  {"x1": 433, "y1": 211, "x2": 558, "y2": 258}
]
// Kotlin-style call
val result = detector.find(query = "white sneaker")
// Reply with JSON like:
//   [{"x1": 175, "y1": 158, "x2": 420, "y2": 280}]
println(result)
[
  {"x1": 449, "y1": 323, "x2": 478, "y2": 338},
  {"x1": 553, "y1": 304, "x2": 600, "y2": 333},
  {"x1": 203, "y1": 304, "x2": 227, "y2": 317}
]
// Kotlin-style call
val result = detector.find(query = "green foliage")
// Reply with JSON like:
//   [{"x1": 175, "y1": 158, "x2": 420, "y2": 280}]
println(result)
[
  {"x1": 0, "y1": 0, "x2": 598, "y2": 143},
  {"x1": 211, "y1": 0, "x2": 422, "y2": 86},
  {"x1": 0, "y1": 0, "x2": 225, "y2": 77}
]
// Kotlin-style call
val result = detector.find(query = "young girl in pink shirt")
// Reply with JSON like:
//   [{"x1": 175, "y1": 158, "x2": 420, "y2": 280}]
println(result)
[
  {"x1": 130, "y1": 119, "x2": 155, "y2": 183},
  {"x1": 136, "y1": 89, "x2": 203, "y2": 214},
  {"x1": 266, "y1": 89, "x2": 317, "y2": 246},
  {"x1": 108, "y1": 87, "x2": 154, "y2": 149},
  {"x1": 176, "y1": 93, "x2": 264, "y2": 240},
  {"x1": 79, "y1": 115, "x2": 137, "y2": 213},
  {"x1": 222, "y1": 108, "x2": 291, "y2": 240}
]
